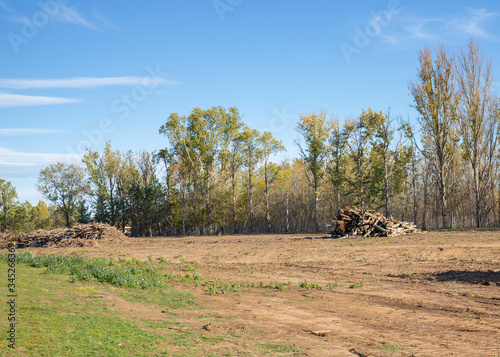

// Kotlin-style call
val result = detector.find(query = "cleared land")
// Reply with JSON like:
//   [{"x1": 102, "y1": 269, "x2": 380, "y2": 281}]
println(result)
[{"x1": 5, "y1": 231, "x2": 500, "y2": 356}]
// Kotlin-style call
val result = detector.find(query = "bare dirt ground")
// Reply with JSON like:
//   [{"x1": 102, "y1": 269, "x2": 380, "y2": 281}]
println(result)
[{"x1": 34, "y1": 231, "x2": 499, "y2": 356}]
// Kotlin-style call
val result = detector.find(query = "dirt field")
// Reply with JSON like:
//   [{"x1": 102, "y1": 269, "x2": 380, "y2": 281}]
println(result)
[{"x1": 34, "y1": 231, "x2": 499, "y2": 356}]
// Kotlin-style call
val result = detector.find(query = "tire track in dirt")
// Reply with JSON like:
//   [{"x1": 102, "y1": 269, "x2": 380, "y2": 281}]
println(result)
[{"x1": 27, "y1": 231, "x2": 500, "y2": 356}]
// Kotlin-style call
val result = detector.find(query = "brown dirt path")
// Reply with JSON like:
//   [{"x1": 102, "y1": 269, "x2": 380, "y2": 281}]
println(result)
[{"x1": 30, "y1": 231, "x2": 500, "y2": 356}]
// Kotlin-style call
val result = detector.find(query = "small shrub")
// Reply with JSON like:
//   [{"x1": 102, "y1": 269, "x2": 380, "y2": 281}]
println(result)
[
  {"x1": 328, "y1": 282, "x2": 338, "y2": 290},
  {"x1": 299, "y1": 280, "x2": 322, "y2": 290},
  {"x1": 349, "y1": 280, "x2": 364, "y2": 289}
]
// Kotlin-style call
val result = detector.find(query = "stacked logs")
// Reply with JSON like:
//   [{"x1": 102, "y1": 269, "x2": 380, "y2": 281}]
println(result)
[
  {"x1": 329, "y1": 207, "x2": 419, "y2": 238},
  {"x1": 0, "y1": 222, "x2": 127, "y2": 249}
]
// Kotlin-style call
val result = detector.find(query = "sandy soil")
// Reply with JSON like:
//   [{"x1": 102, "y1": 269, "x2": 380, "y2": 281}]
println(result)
[{"x1": 34, "y1": 231, "x2": 500, "y2": 356}]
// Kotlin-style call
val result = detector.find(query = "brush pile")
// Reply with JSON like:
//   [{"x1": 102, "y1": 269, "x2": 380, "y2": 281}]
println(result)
[
  {"x1": 0, "y1": 223, "x2": 127, "y2": 249},
  {"x1": 329, "y1": 207, "x2": 418, "y2": 238}
]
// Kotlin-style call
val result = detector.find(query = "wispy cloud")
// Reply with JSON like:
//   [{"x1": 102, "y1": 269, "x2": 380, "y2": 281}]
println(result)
[
  {"x1": 0, "y1": 128, "x2": 64, "y2": 136},
  {"x1": 0, "y1": 93, "x2": 80, "y2": 108},
  {"x1": 449, "y1": 8, "x2": 499, "y2": 38},
  {"x1": 52, "y1": 5, "x2": 98, "y2": 30},
  {"x1": 403, "y1": 17, "x2": 442, "y2": 39},
  {"x1": 0, "y1": 2, "x2": 103, "y2": 31},
  {"x1": 93, "y1": 9, "x2": 120, "y2": 31},
  {"x1": 383, "y1": 8, "x2": 499, "y2": 47},
  {"x1": 0, "y1": 147, "x2": 82, "y2": 167},
  {"x1": 379, "y1": 33, "x2": 402, "y2": 46},
  {"x1": 0, "y1": 0, "x2": 14, "y2": 13},
  {"x1": 0, "y1": 77, "x2": 182, "y2": 90}
]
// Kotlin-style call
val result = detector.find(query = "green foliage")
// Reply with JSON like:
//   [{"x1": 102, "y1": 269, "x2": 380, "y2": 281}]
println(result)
[
  {"x1": 295, "y1": 112, "x2": 330, "y2": 186},
  {"x1": 11, "y1": 47, "x2": 500, "y2": 236},
  {"x1": 0, "y1": 262, "x2": 168, "y2": 355},
  {"x1": 260, "y1": 343, "x2": 301, "y2": 353},
  {"x1": 82, "y1": 141, "x2": 122, "y2": 225},
  {"x1": 36, "y1": 162, "x2": 90, "y2": 228},
  {"x1": 349, "y1": 280, "x2": 364, "y2": 289},
  {"x1": 268, "y1": 281, "x2": 288, "y2": 291},
  {"x1": 298, "y1": 280, "x2": 322, "y2": 290},
  {"x1": 327, "y1": 119, "x2": 351, "y2": 212},
  {"x1": 380, "y1": 344, "x2": 399, "y2": 351},
  {"x1": 0, "y1": 178, "x2": 18, "y2": 231},
  {"x1": 408, "y1": 45, "x2": 459, "y2": 228},
  {"x1": 240, "y1": 126, "x2": 263, "y2": 233},
  {"x1": 30, "y1": 200, "x2": 52, "y2": 230},
  {"x1": 0, "y1": 189, "x2": 54, "y2": 233},
  {"x1": 4, "y1": 251, "x2": 165, "y2": 289},
  {"x1": 7, "y1": 201, "x2": 32, "y2": 232},
  {"x1": 345, "y1": 111, "x2": 378, "y2": 209},
  {"x1": 295, "y1": 111, "x2": 330, "y2": 231},
  {"x1": 76, "y1": 199, "x2": 92, "y2": 224},
  {"x1": 328, "y1": 282, "x2": 338, "y2": 290},
  {"x1": 258, "y1": 130, "x2": 285, "y2": 233},
  {"x1": 160, "y1": 106, "x2": 245, "y2": 234}
]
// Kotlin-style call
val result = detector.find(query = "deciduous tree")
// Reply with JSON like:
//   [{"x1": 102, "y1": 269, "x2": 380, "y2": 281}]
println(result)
[
  {"x1": 82, "y1": 141, "x2": 121, "y2": 225},
  {"x1": 295, "y1": 112, "x2": 329, "y2": 232},
  {"x1": 37, "y1": 163, "x2": 90, "y2": 228},
  {"x1": 457, "y1": 39, "x2": 499, "y2": 227},
  {"x1": 258, "y1": 131, "x2": 285, "y2": 233},
  {"x1": 327, "y1": 119, "x2": 351, "y2": 215},
  {"x1": 408, "y1": 45, "x2": 459, "y2": 228},
  {"x1": 0, "y1": 179, "x2": 17, "y2": 231},
  {"x1": 241, "y1": 126, "x2": 262, "y2": 233}
]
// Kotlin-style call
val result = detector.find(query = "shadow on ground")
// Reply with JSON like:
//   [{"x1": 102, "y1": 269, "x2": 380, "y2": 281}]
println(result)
[{"x1": 434, "y1": 270, "x2": 500, "y2": 286}]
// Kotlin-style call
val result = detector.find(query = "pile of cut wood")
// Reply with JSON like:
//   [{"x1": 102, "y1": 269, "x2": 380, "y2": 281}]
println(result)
[
  {"x1": 329, "y1": 207, "x2": 418, "y2": 238},
  {"x1": 0, "y1": 223, "x2": 127, "y2": 249}
]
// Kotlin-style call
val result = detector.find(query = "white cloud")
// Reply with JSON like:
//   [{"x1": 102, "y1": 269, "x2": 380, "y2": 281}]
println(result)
[
  {"x1": 0, "y1": 147, "x2": 82, "y2": 167},
  {"x1": 0, "y1": 128, "x2": 64, "y2": 136},
  {"x1": 0, "y1": 76, "x2": 181, "y2": 89},
  {"x1": 0, "y1": 92, "x2": 80, "y2": 107},
  {"x1": 0, "y1": 161, "x2": 33, "y2": 167}
]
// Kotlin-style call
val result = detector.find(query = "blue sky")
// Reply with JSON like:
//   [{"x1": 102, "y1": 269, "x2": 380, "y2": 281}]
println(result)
[{"x1": 1, "y1": 0, "x2": 499, "y2": 204}]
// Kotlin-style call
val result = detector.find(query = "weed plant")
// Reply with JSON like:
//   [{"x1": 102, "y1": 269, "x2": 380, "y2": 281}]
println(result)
[{"x1": 2, "y1": 251, "x2": 164, "y2": 289}]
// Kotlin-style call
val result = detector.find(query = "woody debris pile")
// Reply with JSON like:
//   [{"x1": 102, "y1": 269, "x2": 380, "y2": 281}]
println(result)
[
  {"x1": 0, "y1": 223, "x2": 127, "y2": 249},
  {"x1": 329, "y1": 207, "x2": 419, "y2": 238}
]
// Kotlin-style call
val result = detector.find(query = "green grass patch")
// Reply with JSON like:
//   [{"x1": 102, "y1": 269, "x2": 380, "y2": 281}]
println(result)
[
  {"x1": 2, "y1": 251, "x2": 164, "y2": 289},
  {"x1": 115, "y1": 287, "x2": 197, "y2": 309},
  {"x1": 0, "y1": 251, "x2": 297, "y2": 356},
  {"x1": 380, "y1": 344, "x2": 400, "y2": 351},
  {"x1": 261, "y1": 343, "x2": 302, "y2": 354},
  {"x1": 0, "y1": 262, "x2": 167, "y2": 356}
]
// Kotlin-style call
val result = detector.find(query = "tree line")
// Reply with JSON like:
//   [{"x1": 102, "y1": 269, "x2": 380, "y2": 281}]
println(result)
[{"x1": 1, "y1": 39, "x2": 499, "y2": 235}]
